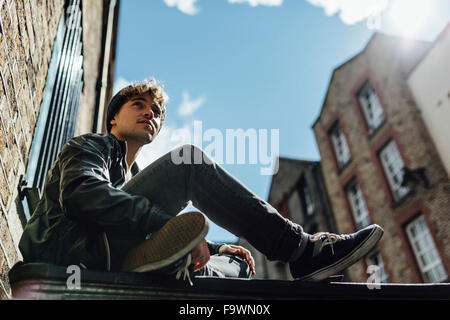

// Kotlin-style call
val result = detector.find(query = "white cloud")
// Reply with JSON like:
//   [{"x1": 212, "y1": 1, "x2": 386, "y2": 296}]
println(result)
[
  {"x1": 164, "y1": 0, "x2": 199, "y2": 15},
  {"x1": 136, "y1": 121, "x2": 194, "y2": 167},
  {"x1": 306, "y1": 0, "x2": 389, "y2": 25},
  {"x1": 227, "y1": 0, "x2": 283, "y2": 7},
  {"x1": 177, "y1": 90, "x2": 206, "y2": 116},
  {"x1": 113, "y1": 77, "x2": 133, "y2": 95},
  {"x1": 164, "y1": 0, "x2": 282, "y2": 14}
]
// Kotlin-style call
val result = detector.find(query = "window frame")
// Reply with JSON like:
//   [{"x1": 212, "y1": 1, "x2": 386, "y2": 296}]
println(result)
[
  {"x1": 378, "y1": 140, "x2": 409, "y2": 202},
  {"x1": 303, "y1": 184, "x2": 314, "y2": 216},
  {"x1": 19, "y1": 0, "x2": 84, "y2": 220},
  {"x1": 297, "y1": 177, "x2": 315, "y2": 217},
  {"x1": 329, "y1": 122, "x2": 351, "y2": 169},
  {"x1": 345, "y1": 179, "x2": 371, "y2": 230},
  {"x1": 357, "y1": 80, "x2": 385, "y2": 133},
  {"x1": 406, "y1": 215, "x2": 447, "y2": 283}
]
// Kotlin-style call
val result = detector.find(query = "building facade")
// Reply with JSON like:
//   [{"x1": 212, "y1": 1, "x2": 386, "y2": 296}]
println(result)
[
  {"x1": 312, "y1": 32, "x2": 450, "y2": 283},
  {"x1": 0, "y1": 0, "x2": 119, "y2": 299},
  {"x1": 239, "y1": 157, "x2": 338, "y2": 279},
  {"x1": 407, "y1": 23, "x2": 450, "y2": 178}
]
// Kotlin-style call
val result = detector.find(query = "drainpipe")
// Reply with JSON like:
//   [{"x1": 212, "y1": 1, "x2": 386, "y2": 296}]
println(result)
[{"x1": 95, "y1": 0, "x2": 118, "y2": 133}]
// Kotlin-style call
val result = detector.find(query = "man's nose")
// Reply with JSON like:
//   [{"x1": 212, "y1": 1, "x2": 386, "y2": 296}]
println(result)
[{"x1": 143, "y1": 108, "x2": 154, "y2": 119}]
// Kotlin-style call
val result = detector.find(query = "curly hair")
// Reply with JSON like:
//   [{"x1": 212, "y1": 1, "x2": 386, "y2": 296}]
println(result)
[{"x1": 106, "y1": 78, "x2": 169, "y2": 132}]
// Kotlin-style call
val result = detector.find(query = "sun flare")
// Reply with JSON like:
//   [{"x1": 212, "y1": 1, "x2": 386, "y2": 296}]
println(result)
[{"x1": 387, "y1": 0, "x2": 432, "y2": 38}]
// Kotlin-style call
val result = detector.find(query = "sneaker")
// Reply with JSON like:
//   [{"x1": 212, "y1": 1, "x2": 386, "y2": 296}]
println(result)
[
  {"x1": 121, "y1": 211, "x2": 209, "y2": 283},
  {"x1": 289, "y1": 224, "x2": 384, "y2": 281}
]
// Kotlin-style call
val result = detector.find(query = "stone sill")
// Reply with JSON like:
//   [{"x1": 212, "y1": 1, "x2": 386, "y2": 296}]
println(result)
[{"x1": 8, "y1": 262, "x2": 450, "y2": 300}]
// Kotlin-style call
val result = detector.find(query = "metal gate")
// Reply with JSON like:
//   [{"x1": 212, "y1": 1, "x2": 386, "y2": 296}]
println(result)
[{"x1": 19, "y1": 0, "x2": 84, "y2": 220}]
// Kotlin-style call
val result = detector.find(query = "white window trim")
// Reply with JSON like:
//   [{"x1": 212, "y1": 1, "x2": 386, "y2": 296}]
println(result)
[
  {"x1": 379, "y1": 140, "x2": 409, "y2": 201},
  {"x1": 303, "y1": 186, "x2": 314, "y2": 216},
  {"x1": 406, "y1": 216, "x2": 447, "y2": 283},
  {"x1": 358, "y1": 81, "x2": 385, "y2": 131},
  {"x1": 346, "y1": 181, "x2": 371, "y2": 230},
  {"x1": 330, "y1": 123, "x2": 351, "y2": 168}
]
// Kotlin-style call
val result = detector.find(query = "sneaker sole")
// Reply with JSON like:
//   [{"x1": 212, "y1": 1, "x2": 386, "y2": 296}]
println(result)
[
  {"x1": 298, "y1": 225, "x2": 384, "y2": 282},
  {"x1": 121, "y1": 211, "x2": 209, "y2": 273}
]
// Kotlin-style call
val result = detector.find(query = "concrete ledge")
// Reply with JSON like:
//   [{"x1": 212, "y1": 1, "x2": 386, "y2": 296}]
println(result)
[{"x1": 8, "y1": 262, "x2": 450, "y2": 300}]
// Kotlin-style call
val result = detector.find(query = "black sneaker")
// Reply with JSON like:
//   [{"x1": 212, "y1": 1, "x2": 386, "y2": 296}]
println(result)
[
  {"x1": 289, "y1": 224, "x2": 384, "y2": 281},
  {"x1": 121, "y1": 211, "x2": 209, "y2": 285}
]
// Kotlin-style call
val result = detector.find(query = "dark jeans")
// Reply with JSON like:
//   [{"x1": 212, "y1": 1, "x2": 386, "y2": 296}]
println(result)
[{"x1": 107, "y1": 144, "x2": 308, "y2": 274}]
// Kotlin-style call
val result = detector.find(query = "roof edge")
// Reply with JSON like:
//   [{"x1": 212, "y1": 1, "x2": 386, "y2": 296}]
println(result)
[{"x1": 407, "y1": 21, "x2": 450, "y2": 77}]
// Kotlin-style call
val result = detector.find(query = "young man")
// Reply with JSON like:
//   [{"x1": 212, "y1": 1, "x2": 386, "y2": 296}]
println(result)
[{"x1": 19, "y1": 79, "x2": 383, "y2": 283}]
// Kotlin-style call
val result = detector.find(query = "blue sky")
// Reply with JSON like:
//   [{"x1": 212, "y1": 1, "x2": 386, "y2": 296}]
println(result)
[{"x1": 113, "y1": 0, "x2": 450, "y2": 243}]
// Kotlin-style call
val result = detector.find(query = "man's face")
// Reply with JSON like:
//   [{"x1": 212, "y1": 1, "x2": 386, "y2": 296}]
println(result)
[{"x1": 110, "y1": 93, "x2": 163, "y2": 145}]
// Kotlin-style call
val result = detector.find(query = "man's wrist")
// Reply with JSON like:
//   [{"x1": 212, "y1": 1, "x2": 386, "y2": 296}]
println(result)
[{"x1": 206, "y1": 240, "x2": 226, "y2": 255}]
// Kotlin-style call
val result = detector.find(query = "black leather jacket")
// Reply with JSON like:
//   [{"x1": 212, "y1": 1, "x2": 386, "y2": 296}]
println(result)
[{"x1": 19, "y1": 133, "x2": 223, "y2": 270}]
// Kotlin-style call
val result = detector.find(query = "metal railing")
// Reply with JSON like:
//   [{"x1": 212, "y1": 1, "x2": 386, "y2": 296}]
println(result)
[{"x1": 20, "y1": 0, "x2": 84, "y2": 220}]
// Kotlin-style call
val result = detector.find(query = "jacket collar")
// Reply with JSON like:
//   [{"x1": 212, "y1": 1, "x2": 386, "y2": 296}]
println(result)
[
  {"x1": 107, "y1": 133, "x2": 142, "y2": 176},
  {"x1": 107, "y1": 133, "x2": 127, "y2": 157}
]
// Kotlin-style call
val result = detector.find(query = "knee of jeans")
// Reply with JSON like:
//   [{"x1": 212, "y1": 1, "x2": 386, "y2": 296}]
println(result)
[
  {"x1": 170, "y1": 144, "x2": 201, "y2": 166},
  {"x1": 181, "y1": 144, "x2": 215, "y2": 165},
  {"x1": 184, "y1": 144, "x2": 203, "y2": 156},
  {"x1": 179, "y1": 143, "x2": 198, "y2": 152}
]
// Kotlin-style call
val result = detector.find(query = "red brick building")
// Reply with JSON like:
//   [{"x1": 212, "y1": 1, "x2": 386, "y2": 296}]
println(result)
[{"x1": 312, "y1": 32, "x2": 449, "y2": 283}]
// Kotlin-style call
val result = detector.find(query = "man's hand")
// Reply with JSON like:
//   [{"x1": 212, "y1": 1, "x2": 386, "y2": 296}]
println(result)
[
  {"x1": 219, "y1": 244, "x2": 256, "y2": 275},
  {"x1": 191, "y1": 239, "x2": 210, "y2": 272}
]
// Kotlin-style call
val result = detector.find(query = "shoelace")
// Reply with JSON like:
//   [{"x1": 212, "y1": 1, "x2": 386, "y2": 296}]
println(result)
[
  {"x1": 174, "y1": 253, "x2": 194, "y2": 286},
  {"x1": 310, "y1": 232, "x2": 351, "y2": 256}
]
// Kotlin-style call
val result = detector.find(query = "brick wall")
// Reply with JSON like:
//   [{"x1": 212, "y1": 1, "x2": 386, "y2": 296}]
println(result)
[
  {"x1": 0, "y1": 0, "x2": 116, "y2": 299},
  {"x1": 0, "y1": 0, "x2": 65, "y2": 299},
  {"x1": 313, "y1": 33, "x2": 450, "y2": 283}
]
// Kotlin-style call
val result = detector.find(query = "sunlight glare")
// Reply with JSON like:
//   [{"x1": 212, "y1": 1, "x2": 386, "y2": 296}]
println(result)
[{"x1": 387, "y1": 0, "x2": 432, "y2": 38}]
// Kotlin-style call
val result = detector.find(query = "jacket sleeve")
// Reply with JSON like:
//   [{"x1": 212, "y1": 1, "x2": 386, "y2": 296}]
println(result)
[
  {"x1": 206, "y1": 240, "x2": 225, "y2": 255},
  {"x1": 58, "y1": 136, "x2": 172, "y2": 237}
]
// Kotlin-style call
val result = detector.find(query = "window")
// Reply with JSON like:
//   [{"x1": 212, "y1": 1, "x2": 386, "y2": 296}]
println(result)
[
  {"x1": 366, "y1": 252, "x2": 389, "y2": 283},
  {"x1": 303, "y1": 185, "x2": 314, "y2": 216},
  {"x1": 346, "y1": 181, "x2": 371, "y2": 230},
  {"x1": 379, "y1": 140, "x2": 409, "y2": 201},
  {"x1": 357, "y1": 81, "x2": 385, "y2": 132},
  {"x1": 406, "y1": 216, "x2": 447, "y2": 283},
  {"x1": 19, "y1": 0, "x2": 84, "y2": 220},
  {"x1": 329, "y1": 122, "x2": 351, "y2": 168},
  {"x1": 298, "y1": 178, "x2": 314, "y2": 216}
]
